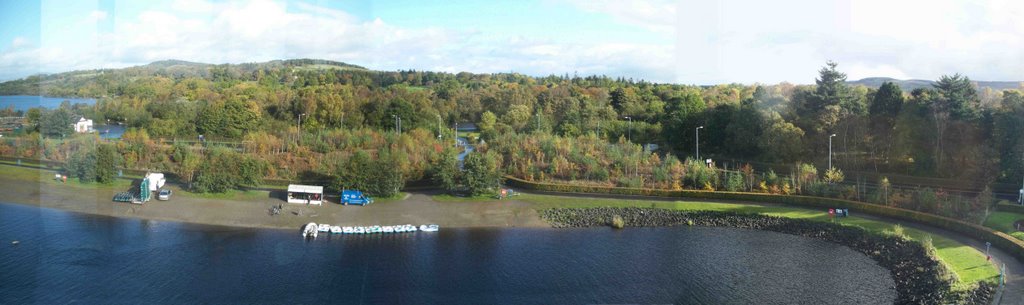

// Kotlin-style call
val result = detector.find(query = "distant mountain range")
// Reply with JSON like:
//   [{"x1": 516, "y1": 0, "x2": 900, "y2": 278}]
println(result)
[
  {"x1": 142, "y1": 58, "x2": 367, "y2": 70},
  {"x1": 847, "y1": 77, "x2": 1022, "y2": 91}
]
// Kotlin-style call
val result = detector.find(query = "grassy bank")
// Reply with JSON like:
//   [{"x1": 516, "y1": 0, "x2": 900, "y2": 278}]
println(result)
[
  {"x1": 985, "y1": 211, "x2": 1024, "y2": 233},
  {"x1": 1, "y1": 163, "x2": 133, "y2": 191},
  {"x1": 519, "y1": 193, "x2": 999, "y2": 286}
]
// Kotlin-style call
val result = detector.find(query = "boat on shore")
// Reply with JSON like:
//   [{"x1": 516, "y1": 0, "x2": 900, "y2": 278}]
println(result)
[
  {"x1": 303, "y1": 223, "x2": 318, "y2": 238},
  {"x1": 302, "y1": 223, "x2": 436, "y2": 238}
]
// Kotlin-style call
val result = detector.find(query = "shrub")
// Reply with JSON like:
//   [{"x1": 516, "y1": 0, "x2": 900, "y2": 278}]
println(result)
[
  {"x1": 823, "y1": 167, "x2": 845, "y2": 184},
  {"x1": 610, "y1": 215, "x2": 625, "y2": 229},
  {"x1": 616, "y1": 176, "x2": 643, "y2": 188},
  {"x1": 725, "y1": 172, "x2": 744, "y2": 192}
]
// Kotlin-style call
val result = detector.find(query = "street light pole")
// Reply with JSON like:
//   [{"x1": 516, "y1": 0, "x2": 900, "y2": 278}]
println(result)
[
  {"x1": 696, "y1": 126, "x2": 704, "y2": 160},
  {"x1": 829, "y1": 133, "x2": 837, "y2": 169},
  {"x1": 625, "y1": 116, "x2": 632, "y2": 143},
  {"x1": 392, "y1": 115, "x2": 401, "y2": 135},
  {"x1": 298, "y1": 113, "x2": 307, "y2": 146},
  {"x1": 437, "y1": 114, "x2": 442, "y2": 140}
]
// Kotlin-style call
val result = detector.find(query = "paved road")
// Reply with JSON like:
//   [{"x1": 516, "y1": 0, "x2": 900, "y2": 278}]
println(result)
[{"x1": 520, "y1": 189, "x2": 1024, "y2": 304}]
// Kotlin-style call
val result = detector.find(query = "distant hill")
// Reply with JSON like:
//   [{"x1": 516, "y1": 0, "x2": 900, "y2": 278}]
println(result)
[
  {"x1": 145, "y1": 59, "x2": 210, "y2": 68},
  {"x1": 0, "y1": 58, "x2": 371, "y2": 96},
  {"x1": 848, "y1": 77, "x2": 1022, "y2": 91}
]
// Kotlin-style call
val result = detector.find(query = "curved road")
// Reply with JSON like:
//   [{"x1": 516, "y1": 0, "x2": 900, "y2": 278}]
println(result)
[{"x1": 518, "y1": 189, "x2": 1023, "y2": 304}]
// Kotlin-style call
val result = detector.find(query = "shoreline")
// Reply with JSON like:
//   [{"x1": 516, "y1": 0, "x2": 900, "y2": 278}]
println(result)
[{"x1": 0, "y1": 166, "x2": 550, "y2": 231}]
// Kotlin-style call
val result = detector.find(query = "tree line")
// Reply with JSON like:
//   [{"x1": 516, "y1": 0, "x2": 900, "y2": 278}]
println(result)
[{"x1": 1, "y1": 59, "x2": 1022, "y2": 208}]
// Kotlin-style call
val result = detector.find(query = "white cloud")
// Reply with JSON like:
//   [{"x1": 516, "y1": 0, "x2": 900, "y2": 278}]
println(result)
[
  {"x1": 172, "y1": 0, "x2": 217, "y2": 13},
  {"x1": 564, "y1": 0, "x2": 676, "y2": 33},
  {"x1": 87, "y1": 10, "x2": 108, "y2": 22},
  {"x1": 10, "y1": 37, "x2": 29, "y2": 49},
  {"x1": 1, "y1": 0, "x2": 1022, "y2": 84}
]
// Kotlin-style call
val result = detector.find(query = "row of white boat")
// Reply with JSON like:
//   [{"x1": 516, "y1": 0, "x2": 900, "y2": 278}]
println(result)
[{"x1": 303, "y1": 222, "x2": 438, "y2": 238}]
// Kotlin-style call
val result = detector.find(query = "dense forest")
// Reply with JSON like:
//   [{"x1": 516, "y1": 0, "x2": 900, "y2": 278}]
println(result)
[{"x1": 1, "y1": 59, "x2": 1022, "y2": 222}]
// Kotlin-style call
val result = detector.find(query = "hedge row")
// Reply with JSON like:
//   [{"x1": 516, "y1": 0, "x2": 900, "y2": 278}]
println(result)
[
  {"x1": 995, "y1": 203, "x2": 1024, "y2": 215},
  {"x1": 505, "y1": 176, "x2": 1024, "y2": 265}
]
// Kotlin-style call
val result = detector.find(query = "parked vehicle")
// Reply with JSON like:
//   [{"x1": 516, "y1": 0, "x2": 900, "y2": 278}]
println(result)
[
  {"x1": 158, "y1": 189, "x2": 172, "y2": 201},
  {"x1": 340, "y1": 190, "x2": 374, "y2": 206}
]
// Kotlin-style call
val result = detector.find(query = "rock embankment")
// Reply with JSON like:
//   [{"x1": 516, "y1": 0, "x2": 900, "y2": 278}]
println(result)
[{"x1": 541, "y1": 207, "x2": 994, "y2": 305}]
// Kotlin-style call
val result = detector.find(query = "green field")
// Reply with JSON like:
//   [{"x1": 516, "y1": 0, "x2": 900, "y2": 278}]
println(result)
[
  {"x1": 519, "y1": 193, "x2": 999, "y2": 286},
  {"x1": 984, "y1": 211, "x2": 1024, "y2": 233},
  {"x1": 1, "y1": 164, "x2": 133, "y2": 191}
]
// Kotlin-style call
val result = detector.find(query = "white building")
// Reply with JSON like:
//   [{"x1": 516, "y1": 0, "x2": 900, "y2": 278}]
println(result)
[
  {"x1": 287, "y1": 184, "x2": 324, "y2": 205},
  {"x1": 74, "y1": 117, "x2": 93, "y2": 133}
]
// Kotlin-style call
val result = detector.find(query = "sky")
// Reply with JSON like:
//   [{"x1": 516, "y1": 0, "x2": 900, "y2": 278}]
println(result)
[{"x1": 0, "y1": 0, "x2": 1022, "y2": 84}]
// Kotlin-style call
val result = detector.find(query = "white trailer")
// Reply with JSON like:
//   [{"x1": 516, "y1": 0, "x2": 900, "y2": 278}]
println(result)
[
  {"x1": 287, "y1": 184, "x2": 324, "y2": 205},
  {"x1": 145, "y1": 173, "x2": 166, "y2": 192}
]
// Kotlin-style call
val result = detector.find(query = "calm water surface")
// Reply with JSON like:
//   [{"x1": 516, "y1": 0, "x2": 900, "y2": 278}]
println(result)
[
  {"x1": 0, "y1": 203, "x2": 895, "y2": 304},
  {"x1": 0, "y1": 95, "x2": 96, "y2": 112}
]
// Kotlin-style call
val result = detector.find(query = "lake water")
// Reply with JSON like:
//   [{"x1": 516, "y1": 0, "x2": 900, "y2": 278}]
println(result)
[
  {"x1": 0, "y1": 203, "x2": 895, "y2": 304},
  {"x1": 93, "y1": 124, "x2": 126, "y2": 139},
  {"x1": 0, "y1": 95, "x2": 97, "y2": 112}
]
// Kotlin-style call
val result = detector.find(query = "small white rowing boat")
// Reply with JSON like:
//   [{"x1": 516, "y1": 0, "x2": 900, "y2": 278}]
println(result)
[
  {"x1": 318, "y1": 224, "x2": 331, "y2": 233},
  {"x1": 419, "y1": 224, "x2": 439, "y2": 232},
  {"x1": 343, "y1": 227, "x2": 354, "y2": 234},
  {"x1": 330, "y1": 226, "x2": 342, "y2": 234},
  {"x1": 303, "y1": 223, "x2": 318, "y2": 238},
  {"x1": 382, "y1": 226, "x2": 395, "y2": 233}
]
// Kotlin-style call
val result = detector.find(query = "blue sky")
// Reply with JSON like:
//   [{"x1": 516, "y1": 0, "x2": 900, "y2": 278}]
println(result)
[{"x1": 0, "y1": 0, "x2": 1022, "y2": 84}]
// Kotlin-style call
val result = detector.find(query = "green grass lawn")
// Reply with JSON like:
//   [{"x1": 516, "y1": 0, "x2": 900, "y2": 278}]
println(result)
[
  {"x1": 371, "y1": 192, "x2": 409, "y2": 203},
  {"x1": 1, "y1": 164, "x2": 133, "y2": 191},
  {"x1": 519, "y1": 193, "x2": 999, "y2": 285},
  {"x1": 984, "y1": 211, "x2": 1024, "y2": 233}
]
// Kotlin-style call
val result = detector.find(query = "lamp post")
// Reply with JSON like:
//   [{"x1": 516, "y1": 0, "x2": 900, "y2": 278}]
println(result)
[
  {"x1": 696, "y1": 126, "x2": 704, "y2": 160},
  {"x1": 392, "y1": 115, "x2": 402, "y2": 135},
  {"x1": 828, "y1": 133, "x2": 837, "y2": 170},
  {"x1": 625, "y1": 116, "x2": 632, "y2": 143},
  {"x1": 437, "y1": 114, "x2": 442, "y2": 140},
  {"x1": 297, "y1": 113, "x2": 307, "y2": 146}
]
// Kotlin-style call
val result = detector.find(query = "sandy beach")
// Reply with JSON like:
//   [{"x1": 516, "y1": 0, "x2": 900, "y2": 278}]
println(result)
[{"x1": 0, "y1": 165, "x2": 550, "y2": 231}]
